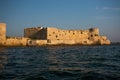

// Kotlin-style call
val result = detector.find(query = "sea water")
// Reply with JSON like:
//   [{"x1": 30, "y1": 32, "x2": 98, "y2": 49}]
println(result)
[{"x1": 0, "y1": 45, "x2": 120, "y2": 80}]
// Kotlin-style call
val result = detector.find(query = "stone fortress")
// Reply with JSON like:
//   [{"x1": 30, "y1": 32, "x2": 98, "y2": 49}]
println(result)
[{"x1": 0, "y1": 23, "x2": 110, "y2": 46}]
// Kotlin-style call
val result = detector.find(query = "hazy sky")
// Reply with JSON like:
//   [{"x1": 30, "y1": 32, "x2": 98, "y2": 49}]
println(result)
[{"x1": 0, "y1": 0, "x2": 120, "y2": 42}]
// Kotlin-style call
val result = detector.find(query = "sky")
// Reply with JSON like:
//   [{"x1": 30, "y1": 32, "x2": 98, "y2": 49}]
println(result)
[{"x1": 0, "y1": 0, "x2": 120, "y2": 42}]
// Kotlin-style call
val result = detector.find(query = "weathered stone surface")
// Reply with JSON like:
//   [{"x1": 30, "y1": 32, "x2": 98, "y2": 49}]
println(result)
[
  {"x1": 0, "y1": 23, "x2": 6, "y2": 41},
  {"x1": 1, "y1": 37, "x2": 28, "y2": 46},
  {"x1": 0, "y1": 23, "x2": 110, "y2": 46},
  {"x1": 24, "y1": 27, "x2": 47, "y2": 39},
  {"x1": 25, "y1": 27, "x2": 110, "y2": 45}
]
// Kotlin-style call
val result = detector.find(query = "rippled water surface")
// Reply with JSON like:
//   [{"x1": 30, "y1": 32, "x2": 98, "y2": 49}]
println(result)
[{"x1": 0, "y1": 45, "x2": 120, "y2": 80}]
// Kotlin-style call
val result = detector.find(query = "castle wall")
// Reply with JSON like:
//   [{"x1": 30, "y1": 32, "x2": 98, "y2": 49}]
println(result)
[
  {"x1": 39, "y1": 28, "x2": 47, "y2": 40},
  {"x1": 0, "y1": 22, "x2": 111, "y2": 46},
  {"x1": 24, "y1": 27, "x2": 47, "y2": 40},
  {"x1": 24, "y1": 27, "x2": 100, "y2": 42},
  {"x1": 47, "y1": 27, "x2": 89, "y2": 40},
  {"x1": 23, "y1": 26, "x2": 110, "y2": 45},
  {"x1": 36, "y1": 40, "x2": 47, "y2": 45},
  {"x1": 0, "y1": 23, "x2": 6, "y2": 41},
  {"x1": 46, "y1": 27, "x2": 100, "y2": 44},
  {"x1": 4, "y1": 38, "x2": 28, "y2": 46}
]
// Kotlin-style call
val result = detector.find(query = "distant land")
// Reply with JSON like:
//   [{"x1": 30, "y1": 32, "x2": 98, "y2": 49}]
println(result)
[{"x1": 111, "y1": 42, "x2": 120, "y2": 45}]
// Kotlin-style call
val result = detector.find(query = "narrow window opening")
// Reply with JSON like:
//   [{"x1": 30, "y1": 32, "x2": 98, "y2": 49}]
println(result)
[
  {"x1": 84, "y1": 41, "x2": 87, "y2": 43},
  {"x1": 49, "y1": 34, "x2": 51, "y2": 36},
  {"x1": 81, "y1": 32, "x2": 83, "y2": 34},
  {"x1": 56, "y1": 35, "x2": 58, "y2": 38},
  {"x1": 89, "y1": 28, "x2": 93, "y2": 32},
  {"x1": 91, "y1": 35, "x2": 93, "y2": 37},
  {"x1": 47, "y1": 39, "x2": 51, "y2": 43},
  {"x1": 95, "y1": 34, "x2": 98, "y2": 36}
]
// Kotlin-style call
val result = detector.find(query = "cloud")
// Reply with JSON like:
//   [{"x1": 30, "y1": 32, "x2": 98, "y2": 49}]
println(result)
[
  {"x1": 102, "y1": 7, "x2": 120, "y2": 10},
  {"x1": 96, "y1": 6, "x2": 120, "y2": 11},
  {"x1": 94, "y1": 15, "x2": 120, "y2": 20},
  {"x1": 95, "y1": 16, "x2": 112, "y2": 19},
  {"x1": 96, "y1": 6, "x2": 99, "y2": 10}
]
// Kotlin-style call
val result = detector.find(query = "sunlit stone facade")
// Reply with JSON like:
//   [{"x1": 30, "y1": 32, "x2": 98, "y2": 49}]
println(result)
[
  {"x1": 0, "y1": 23, "x2": 6, "y2": 41},
  {"x1": 24, "y1": 27, "x2": 110, "y2": 45}
]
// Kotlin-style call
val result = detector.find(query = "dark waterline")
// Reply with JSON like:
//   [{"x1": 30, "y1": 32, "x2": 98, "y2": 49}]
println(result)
[{"x1": 0, "y1": 45, "x2": 120, "y2": 80}]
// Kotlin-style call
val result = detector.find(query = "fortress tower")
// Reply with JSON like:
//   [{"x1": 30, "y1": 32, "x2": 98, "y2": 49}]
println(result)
[{"x1": 0, "y1": 23, "x2": 6, "y2": 41}]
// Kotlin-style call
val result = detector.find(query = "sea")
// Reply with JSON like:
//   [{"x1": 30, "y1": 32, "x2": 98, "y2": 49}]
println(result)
[{"x1": 0, "y1": 45, "x2": 120, "y2": 80}]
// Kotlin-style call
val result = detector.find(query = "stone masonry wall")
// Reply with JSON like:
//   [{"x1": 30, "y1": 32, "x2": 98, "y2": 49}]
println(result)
[
  {"x1": 4, "y1": 37, "x2": 28, "y2": 46},
  {"x1": 0, "y1": 23, "x2": 6, "y2": 41},
  {"x1": 24, "y1": 27, "x2": 47, "y2": 40},
  {"x1": 46, "y1": 27, "x2": 100, "y2": 44},
  {"x1": 24, "y1": 27, "x2": 110, "y2": 45},
  {"x1": 25, "y1": 27, "x2": 99, "y2": 41},
  {"x1": 0, "y1": 22, "x2": 110, "y2": 46}
]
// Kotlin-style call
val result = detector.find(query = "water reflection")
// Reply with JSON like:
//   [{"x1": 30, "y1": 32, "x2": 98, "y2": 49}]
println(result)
[
  {"x1": 45, "y1": 46, "x2": 89, "y2": 72},
  {"x1": 44, "y1": 46, "x2": 59, "y2": 72},
  {"x1": 0, "y1": 47, "x2": 7, "y2": 70},
  {"x1": 0, "y1": 47, "x2": 8, "y2": 79}
]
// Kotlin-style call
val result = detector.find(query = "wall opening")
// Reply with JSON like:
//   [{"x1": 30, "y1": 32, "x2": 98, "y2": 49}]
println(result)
[
  {"x1": 83, "y1": 41, "x2": 87, "y2": 44},
  {"x1": 47, "y1": 39, "x2": 51, "y2": 43},
  {"x1": 49, "y1": 34, "x2": 51, "y2": 36},
  {"x1": 81, "y1": 32, "x2": 83, "y2": 34},
  {"x1": 56, "y1": 35, "x2": 58, "y2": 38},
  {"x1": 95, "y1": 34, "x2": 98, "y2": 36},
  {"x1": 89, "y1": 28, "x2": 94, "y2": 32},
  {"x1": 53, "y1": 32, "x2": 55, "y2": 34},
  {"x1": 91, "y1": 35, "x2": 93, "y2": 37}
]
